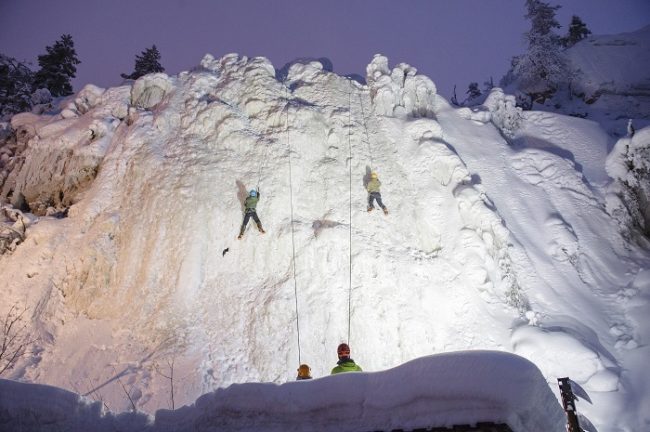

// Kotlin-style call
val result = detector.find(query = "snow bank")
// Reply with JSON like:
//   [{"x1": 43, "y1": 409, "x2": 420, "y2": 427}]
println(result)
[
  {"x1": 567, "y1": 25, "x2": 650, "y2": 104},
  {"x1": 512, "y1": 325, "x2": 619, "y2": 392},
  {"x1": 0, "y1": 378, "x2": 152, "y2": 432},
  {"x1": 0, "y1": 351, "x2": 565, "y2": 432},
  {"x1": 559, "y1": 25, "x2": 650, "y2": 128},
  {"x1": 437, "y1": 90, "x2": 648, "y2": 431}
]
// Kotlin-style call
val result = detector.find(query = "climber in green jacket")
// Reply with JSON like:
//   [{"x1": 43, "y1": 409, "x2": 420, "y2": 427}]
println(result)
[
  {"x1": 238, "y1": 189, "x2": 265, "y2": 239},
  {"x1": 331, "y1": 343, "x2": 363, "y2": 374},
  {"x1": 366, "y1": 171, "x2": 388, "y2": 215}
]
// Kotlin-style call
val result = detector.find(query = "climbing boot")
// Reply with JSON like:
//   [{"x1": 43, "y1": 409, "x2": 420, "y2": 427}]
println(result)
[
  {"x1": 258, "y1": 225, "x2": 266, "y2": 234},
  {"x1": 367, "y1": 206, "x2": 375, "y2": 212},
  {"x1": 383, "y1": 207, "x2": 389, "y2": 215}
]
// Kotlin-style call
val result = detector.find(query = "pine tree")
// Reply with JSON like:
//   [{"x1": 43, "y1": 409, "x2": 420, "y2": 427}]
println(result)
[
  {"x1": 0, "y1": 54, "x2": 34, "y2": 118},
  {"x1": 561, "y1": 15, "x2": 591, "y2": 47},
  {"x1": 483, "y1": 77, "x2": 495, "y2": 93},
  {"x1": 511, "y1": 0, "x2": 567, "y2": 101},
  {"x1": 32, "y1": 34, "x2": 80, "y2": 97},
  {"x1": 466, "y1": 82, "x2": 482, "y2": 100},
  {"x1": 121, "y1": 45, "x2": 165, "y2": 80}
]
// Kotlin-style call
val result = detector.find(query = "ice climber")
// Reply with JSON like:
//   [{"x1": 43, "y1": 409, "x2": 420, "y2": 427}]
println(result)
[
  {"x1": 238, "y1": 189, "x2": 265, "y2": 239},
  {"x1": 331, "y1": 343, "x2": 363, "y2": 374},
  {"x1": 366, "y1": 171, "x2": 388, "y2": 215},
  {"x1": 296, "y1": 364, "x2": 313, "y2": 380}
]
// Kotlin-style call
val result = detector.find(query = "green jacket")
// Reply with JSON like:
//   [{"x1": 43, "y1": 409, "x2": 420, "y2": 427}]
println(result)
[
  {"x1": 331, "y1": 358, "x2": 363, "y2": 374},
  {"x1": 244, "y1": 194, "x2": 259, "y2": 212},
  {"x1": 367, "y1": 179, "x2": 381, "y2": 193}
]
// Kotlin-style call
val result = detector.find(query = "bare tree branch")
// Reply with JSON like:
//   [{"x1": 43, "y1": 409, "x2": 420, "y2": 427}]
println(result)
[
  {"x1": 154, "y1": 357, "x2": 175, "y2": 409},
  {"x1": 112, "y1": 366, "x2": 137, "y2": 412},
  {"x1": 0, "y1": 303, "x2": 38, "y2": 376}
]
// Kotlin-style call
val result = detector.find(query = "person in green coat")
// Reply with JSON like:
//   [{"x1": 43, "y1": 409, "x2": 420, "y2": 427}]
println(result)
[
  {"x1": 238, "y1": 189, "x2": 265, "y2": 239},
  {"x1": 331, "y1": 343, "x2": 363, "y2": 374},
  {"x1": 366, "y1": 171, "x2": 388, "y2": 215}
]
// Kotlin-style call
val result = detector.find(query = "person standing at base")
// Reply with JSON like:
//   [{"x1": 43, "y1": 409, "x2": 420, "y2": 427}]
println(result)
[
  {"x1": 366, "y1": 172, "x2": 388, "y2": 215},
  {"x1": 296, "y1": 364, "x2": 313, "y2": 380},
  {"x1": 331, "y1": 343, "x2": 363, "y2": 374},
  {"x1": 238, "y1": 189, "x2": 265, "y2": 239}
]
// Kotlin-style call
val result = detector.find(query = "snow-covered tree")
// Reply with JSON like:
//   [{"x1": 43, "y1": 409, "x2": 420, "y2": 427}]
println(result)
[
  {"x1": 483, "y1": 77, "x2": 495, "y2": 93},
  {"x1": 121, "y1": 45, "x2": 165, "y2": 80},
  {"x1": 561, "y1": 15, "x2": 591, "y2": 48},
  {"x1": 0, "y1": 54, "x2": 34, "y2": 119},
  {"x1": 453, "y1": 79, "x2": 492, "y2": 107},
  {"x1": 32, "y1": 34, "x2": 80, "y2": 97},
  {"x1": 510, "y1": 0, "x2": 567, "y2": 102},
  {"x1": 606, "y1": 128, "x2": 650, "y2": 239},
  {"x1": 483, "y1": 87, "x2": 523, "y2": 139}
]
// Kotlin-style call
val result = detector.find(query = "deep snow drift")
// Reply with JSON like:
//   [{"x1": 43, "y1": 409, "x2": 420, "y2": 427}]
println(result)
[
  {"x1": 0, "y1": 351, "x2": 565, "y2": 432},
  {"x1": 0, "y1": 46, "x2": 649, "y2": 432},
  {"x1": 525, "y1": 25, "x2": 650, "y2": 136}
]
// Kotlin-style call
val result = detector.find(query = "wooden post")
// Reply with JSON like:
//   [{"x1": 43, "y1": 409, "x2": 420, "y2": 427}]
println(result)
[{"x1": 558, "y1": 377, "x2": 581, "y2": 432}]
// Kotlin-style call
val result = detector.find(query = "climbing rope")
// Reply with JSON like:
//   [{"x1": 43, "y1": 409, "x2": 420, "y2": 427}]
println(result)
[
  {"x1": 285, "y1": 84, "x2": 302, "y2": 365},
  {"x1": 347, "y1": 82, "x2": 353, "y2": 345},
  {"x1": 256, "y1": 95, "x2": 287, "y2": 191},
  {"x1": 255, "y1": 146, "x2": 268, "y2": 191},
  {"x1": 357, "y1": 89, "x2": 374, "y2": 167},
  {"x1": 283, "y1": 78, "x2": 368, "y2": 363}
]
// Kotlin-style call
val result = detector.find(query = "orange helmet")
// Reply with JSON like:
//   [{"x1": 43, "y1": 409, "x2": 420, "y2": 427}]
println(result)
[
  {"x1": 297, "y1": 364, "x2": 312, "y2": 379},
  {"x1": 337, "y1": 343, "x2": 351, "y2": 356}
]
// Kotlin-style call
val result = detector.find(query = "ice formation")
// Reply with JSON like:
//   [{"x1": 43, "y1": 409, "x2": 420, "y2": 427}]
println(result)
[{"x1": 0, "y1": 49, "x2": 649, "y2": 432}]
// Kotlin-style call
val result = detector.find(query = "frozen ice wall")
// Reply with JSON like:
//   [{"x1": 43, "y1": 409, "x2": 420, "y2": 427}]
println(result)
[
  {"x1": 0, "y1": 52, "x2": 525, "y2": 411},
  {"x1": 0, "y1": 52, "x2": 648, "y2": 431}
]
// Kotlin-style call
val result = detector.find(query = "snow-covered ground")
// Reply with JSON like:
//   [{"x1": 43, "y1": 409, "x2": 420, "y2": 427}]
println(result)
[
  {"x1": 1, "y1": 33, "x2": 649, "y2": 432},
  {"x1": 0, "y1": 350, "x2": 565, "y2": 432},
  {"x1": 536, "y1": 25, "x2": 650, "y2": 138}
]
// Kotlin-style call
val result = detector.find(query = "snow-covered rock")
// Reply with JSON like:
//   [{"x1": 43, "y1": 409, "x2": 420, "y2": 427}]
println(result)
[
  {"x1": 1, "y1": 86, "x2": 130, "y2": 215},
  {"x1": 366, "y1": 54, "x2": 437, "y2": 118},
  {"x1": 567, "y1": 25, "x2": 650, "y2": 110},
  {"x1": 71, "y1": 84, "x2": 105, "y2": 114},
  {"x1": 131, "y1": 73, "x2": 173, "y2": 109}
]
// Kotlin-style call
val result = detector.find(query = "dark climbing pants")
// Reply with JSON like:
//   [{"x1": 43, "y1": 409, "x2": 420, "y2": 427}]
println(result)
[
  {"x1": 368, "y1": 192, "x2": 386, "y2": 209},
  {"x1": 240, "y1": 210, "x2": 262, "y2": 233}
]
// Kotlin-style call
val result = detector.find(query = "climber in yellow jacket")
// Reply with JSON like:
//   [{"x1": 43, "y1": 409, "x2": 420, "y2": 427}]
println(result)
[{"x1": 366, "y1": 171, "x2": 388, "y2": 215}]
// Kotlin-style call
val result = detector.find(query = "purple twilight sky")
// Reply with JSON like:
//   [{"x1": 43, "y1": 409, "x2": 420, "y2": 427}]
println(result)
[{"x1": 1, "y1": 0, "x2": 649, "y2": 99}]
